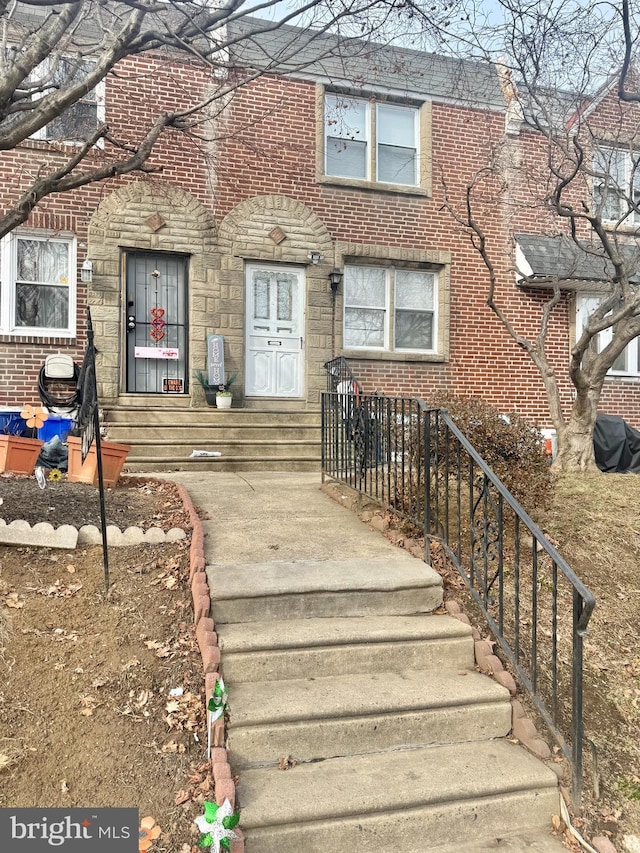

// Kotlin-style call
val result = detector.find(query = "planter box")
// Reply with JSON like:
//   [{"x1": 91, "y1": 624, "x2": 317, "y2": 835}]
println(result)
[
  {"x1": 67, "y1": 437, "x2": 131, "y2": 488},
  {"x1": 0, "y1": 435, "x2": 44, "y2": 475}
]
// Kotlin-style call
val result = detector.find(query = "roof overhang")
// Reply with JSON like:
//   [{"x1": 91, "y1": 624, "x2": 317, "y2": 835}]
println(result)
[{"x1": 514, "y1": 233, "x2": 640, "y2": 291}]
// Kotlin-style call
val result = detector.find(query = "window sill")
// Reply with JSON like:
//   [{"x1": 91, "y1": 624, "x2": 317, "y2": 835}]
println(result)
[
  {"x1": 343, "y1": 349, "x2": 446, "y2": 364},
  {"x1": 317, "y1": 174, "x2": 430, "y2": 197},
  {"x1": 604, "y1": 373, "x2": 640, "y2": 382},
  {"x1": 0, "y1": 331, "x2": 76, "y2": 344}
]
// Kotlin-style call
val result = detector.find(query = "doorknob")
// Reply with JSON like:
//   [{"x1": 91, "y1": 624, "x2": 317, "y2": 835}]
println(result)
[{"x1": 127, "y1": 315, "x2": 136, "y2": 331}]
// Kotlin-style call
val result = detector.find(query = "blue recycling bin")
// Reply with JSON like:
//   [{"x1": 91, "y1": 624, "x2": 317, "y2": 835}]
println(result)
[{"x1": 37, "y1": 416, "x2": 75, "y2": 442}]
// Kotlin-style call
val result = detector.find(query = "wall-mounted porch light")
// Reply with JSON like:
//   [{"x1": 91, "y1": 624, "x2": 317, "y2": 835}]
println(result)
[
  {"x1": 81, "y1": 259, "x2": 93, "y2": 283},
  {"x1": 328, "y1": 268, "x2": 343, "y2": 295},
  {"x1": 307, "y1": 251, "x2": 323, "y2": 265}
]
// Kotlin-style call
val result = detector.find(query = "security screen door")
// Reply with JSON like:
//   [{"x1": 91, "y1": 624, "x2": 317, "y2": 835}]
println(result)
[
  {"x1": 245, "y1": 263, "x2": 305, "y2": 397},
  {"x1": 125, "y1": 252, "x2": 188, "y2": 394}
]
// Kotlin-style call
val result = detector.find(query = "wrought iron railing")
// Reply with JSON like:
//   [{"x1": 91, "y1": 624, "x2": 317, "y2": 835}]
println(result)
[
  {"x1": 321, "y1": 390, "x2": 595, "y2": 803},
  {"x1": 324, "y1": 355, "x2": 363, "y2": 396}
]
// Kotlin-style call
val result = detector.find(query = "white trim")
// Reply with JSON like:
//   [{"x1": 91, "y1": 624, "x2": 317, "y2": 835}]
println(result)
[
  {"x1": 0, "y1": 231, "x2": 77, "y2": 338},
  {"x1": 343, "y1": 263, "x2": 438, "y2": 355}
]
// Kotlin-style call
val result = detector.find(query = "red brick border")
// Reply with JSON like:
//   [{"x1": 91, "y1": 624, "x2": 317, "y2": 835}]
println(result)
[{"x1": 175, "y1": 483, "x2": 244, "y2": 853}]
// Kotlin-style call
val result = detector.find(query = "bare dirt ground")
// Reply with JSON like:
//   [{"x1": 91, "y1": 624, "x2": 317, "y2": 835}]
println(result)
[
  {"x1": 0, "y1": 475, "x2": 211, "y2": 853},
  {"x1": 1, "y1": 471, "x2": 639, "y2": 851}
]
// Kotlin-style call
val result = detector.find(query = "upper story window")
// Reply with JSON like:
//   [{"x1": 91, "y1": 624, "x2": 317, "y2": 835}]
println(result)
[
  {"x1": 576, "y1": 293, "x2": 640, "y2": 377},
  {"x1": 593, "y1": 146, "x2": 640, "y2": 225},
  {"x1": 344, "y1": 264, "x2": 437, "y2": 352},
  {"x1": 0, "y1": 232, "x2": 76, "y2": 337},
  {"x1": 29, "y1": 57, "x2": 105, "y2": 144},
  {"x1": 321, "y1": 88, "x2": 429, "y2": 194}
]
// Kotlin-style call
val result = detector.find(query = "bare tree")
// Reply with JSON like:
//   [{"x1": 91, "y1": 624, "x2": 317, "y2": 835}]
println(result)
[
  {"x1": 442, "y1": 0, "x2": 640, "y2": 473},
  {"x1": 0, "y1": 0, "x2": 466, "y2": 239}
]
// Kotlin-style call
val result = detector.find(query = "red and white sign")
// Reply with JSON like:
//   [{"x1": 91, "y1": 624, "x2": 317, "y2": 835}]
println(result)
[{"x1": 134, "y1": 346, "x2": 179, "y2": 360}]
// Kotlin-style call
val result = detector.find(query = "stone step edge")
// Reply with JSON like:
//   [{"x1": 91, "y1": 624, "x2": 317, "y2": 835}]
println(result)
[
  {"x1": 216, "y1": 614, "x2": 471, "y2": 653},
  {"x1": 227, "y1": 671, "x2": 509, "y2": 728}
]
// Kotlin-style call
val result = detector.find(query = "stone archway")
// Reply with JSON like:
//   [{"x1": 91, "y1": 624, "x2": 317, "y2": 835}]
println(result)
[
  {"x1": 88, "y1": 180, "x2": 217, "y2": 403},
  {"x1": 218, "y1": 194, "x2": 335, "y2": 406}
]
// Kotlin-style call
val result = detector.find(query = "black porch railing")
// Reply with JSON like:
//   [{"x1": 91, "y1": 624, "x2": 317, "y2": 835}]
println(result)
[{"x1": 321, "y1": 390, "x2": 595, "y2": 803}]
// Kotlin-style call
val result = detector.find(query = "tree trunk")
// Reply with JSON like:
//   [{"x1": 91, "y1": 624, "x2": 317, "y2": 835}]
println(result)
[{"x1": 552, "y1": 397, "x2": 601, "y2": 474}]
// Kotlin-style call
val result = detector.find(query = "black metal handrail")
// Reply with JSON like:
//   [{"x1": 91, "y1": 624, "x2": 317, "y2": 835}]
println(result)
[
  {"x1": 323, "y1": 356, "x2": 364, "y2": 396},
  {"x1": 321, "y1": 390, "x2": 596, "y2": 804}
]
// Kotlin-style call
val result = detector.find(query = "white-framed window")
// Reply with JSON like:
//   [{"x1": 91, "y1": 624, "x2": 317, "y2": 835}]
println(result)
[
  {"x1": 576, "y1": 293, "x2": 640, "y2": 376},
  {"x1": 30, "y1": 57, "x2": 105, "y2": 144},
  {"x1": 0, "y1": 232, "x2": 77, "y2": 337},
  {"x1": 343, "y1": 264, "x2": 437, "y2": 352},
  {"x1": 593, "y1": 146, "x2": 640, "y2": 224},
  {"x1": 324, "y1": 94, "x2": 419, "y2": 186}
]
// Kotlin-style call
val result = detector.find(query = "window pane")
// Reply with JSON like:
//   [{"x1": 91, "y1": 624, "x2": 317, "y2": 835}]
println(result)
[
  {"x1": 277, "y1": 276, "x2": 293, "y2": 321},
  {"x1": 344, "y1": 307, "x2": 385, "y2": 347},
  {"x1": 377, "y1": 145, "x2": 416, "y2": 184},
  {"x1": 326, "y1": 138, "x2": 367, "y2": 179},
  {"x1": 395, "y1": 310, "x2": 433, "y2": 349},
  {"x1": 253, "y1": 274, "x2": 269, "y2": 319},
  {"x1": 17, "y1": 239, "x2": 69, "y2": 283},
  {"x1": 15, "y1": 283, "x2": 69, "y2": 328},
  {"x1": 325, "y1": 94, "x2": 367, "y2": 139},
  {"x1": 47, "y1": 102, "x2": 98, "y2": 141},
  {"x1": 344, "y1": 266, "x2": 386, "y2": 307},
  {"x1": 377, "y1": 105, "x2": 416, "y2": 147},
  {"x1": 395, "y1": 271, "x2": 434, "y2": 309},
  {"x1": 325, "y1": 95, "x2": 368, "y2": 179}
]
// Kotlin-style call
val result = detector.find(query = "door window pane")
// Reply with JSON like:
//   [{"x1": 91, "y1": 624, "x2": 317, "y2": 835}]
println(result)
[
  {"x1": 253, "y1": 273, "x2": 270, "y2": 319},
  {"x1": 277, "y1": 276, "x2": 293, "y2": 321}
]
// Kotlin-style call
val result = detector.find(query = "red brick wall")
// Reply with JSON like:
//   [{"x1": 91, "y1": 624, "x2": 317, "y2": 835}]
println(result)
[
  {"x1": 3, "y1": 56, "x2": 640, "y2": 431},
  {"x1": 0, "y1": 51, "x2": 211, "y2": 407}
]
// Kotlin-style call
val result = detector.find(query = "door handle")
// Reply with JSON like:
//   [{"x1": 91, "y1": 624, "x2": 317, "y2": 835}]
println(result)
[{"x1": 127, "y1": 315, "x2": 136, "y2": 331}]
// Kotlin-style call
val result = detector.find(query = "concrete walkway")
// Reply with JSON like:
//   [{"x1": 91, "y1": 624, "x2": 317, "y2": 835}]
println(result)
[
  {"x1": 163, "y1": 471, "x2": 564, "y2": 853},
  {"x1": 165, "y1": 471, "x2": 405, "y2": 564}
]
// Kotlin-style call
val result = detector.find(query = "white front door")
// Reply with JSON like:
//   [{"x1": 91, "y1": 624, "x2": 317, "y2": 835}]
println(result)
[{"x1": 245, "y1": 264, "x2": 305, "y2": 397}]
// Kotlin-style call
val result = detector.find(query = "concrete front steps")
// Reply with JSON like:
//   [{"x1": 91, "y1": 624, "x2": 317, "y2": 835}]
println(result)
[
  {"x1": 208, "y1": 555, "x2": 564, "y2": 852},
  {"x1": 103, "y1": 395, "x2": 321, "y2": 472}
]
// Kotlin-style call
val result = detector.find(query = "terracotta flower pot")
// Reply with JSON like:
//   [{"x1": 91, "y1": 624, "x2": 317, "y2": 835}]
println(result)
[
  {"x1": 0, "y1": 435, "x2": 44, "y2": 475},
  {"x1": 66, "y1": 436, "x2": 131, "y2": 488}
]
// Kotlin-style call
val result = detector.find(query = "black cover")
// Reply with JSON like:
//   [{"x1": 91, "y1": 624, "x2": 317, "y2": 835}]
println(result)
[{"x1": 593, "y1": 414, "x2": 640, "y2": 473}]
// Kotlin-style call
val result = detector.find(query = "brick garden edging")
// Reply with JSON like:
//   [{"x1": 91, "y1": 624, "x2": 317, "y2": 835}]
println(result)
[{"x1": 175, "y1": 483, "x2": 245, "y2": 853}]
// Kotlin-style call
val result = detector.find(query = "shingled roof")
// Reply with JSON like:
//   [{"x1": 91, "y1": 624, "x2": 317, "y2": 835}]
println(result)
[
  {"x1": 227, "y1": 17, "x2": 505, "y2": 110},
  {"x1": 515, "y1": 233, "x2": 640, "y2": 288}
]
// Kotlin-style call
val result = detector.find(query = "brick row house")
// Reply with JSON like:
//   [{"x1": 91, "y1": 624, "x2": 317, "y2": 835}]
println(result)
[{"x1": 3, "y1": 14, "x2": 640, "y2": 441}]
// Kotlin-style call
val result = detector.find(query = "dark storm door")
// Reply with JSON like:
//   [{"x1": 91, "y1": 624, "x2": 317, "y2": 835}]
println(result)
[{"x1": 125, "y1": 252, "x2": 188, "y2": 393}]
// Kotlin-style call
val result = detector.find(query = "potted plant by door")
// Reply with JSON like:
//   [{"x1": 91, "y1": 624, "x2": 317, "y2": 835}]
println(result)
[
  {"x1": 215, "y1": 375, "x2": 236, "y2": 409},
  {"x1": 194, "y1": 370, "x2": 218, "y2": 407}
]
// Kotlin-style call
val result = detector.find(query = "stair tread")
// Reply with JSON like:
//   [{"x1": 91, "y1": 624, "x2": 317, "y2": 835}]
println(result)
[
  {"x1": 218, "y1": 613, "x2": 470, "y2": 652},
  {"x1": 228, "y1": 669, "x2": 508, "y2": 726},
  {"x1": 207, "y1": 557, "x2": 442, "y2": 599},
  {"x1": 418, "y1": 833, "x2": 567, "y2": 853},
  {"x1": 236, "y1": 740, "x2": 558, "y2": 828}
]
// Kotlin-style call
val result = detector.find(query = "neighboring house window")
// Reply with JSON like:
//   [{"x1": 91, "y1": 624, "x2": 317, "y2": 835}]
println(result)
[
  {"x1": 30, "y1": 57, "x2": 105, "y2": 143},
  {"x1": 576, "y1": 293, "x2": 640, "y2": 376},
  {"x1": 324, "y1": 93, "x2": 419, "y2": 187},
  {"x1": 344, "y1": 264, "x2": 436, "y2": 352},
  {"x1": 593, "y1": 146, "x2": 640, "y2": 224},
  {"x1": 0, "y1": 233, "x2": 76, "y2": 336}
]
